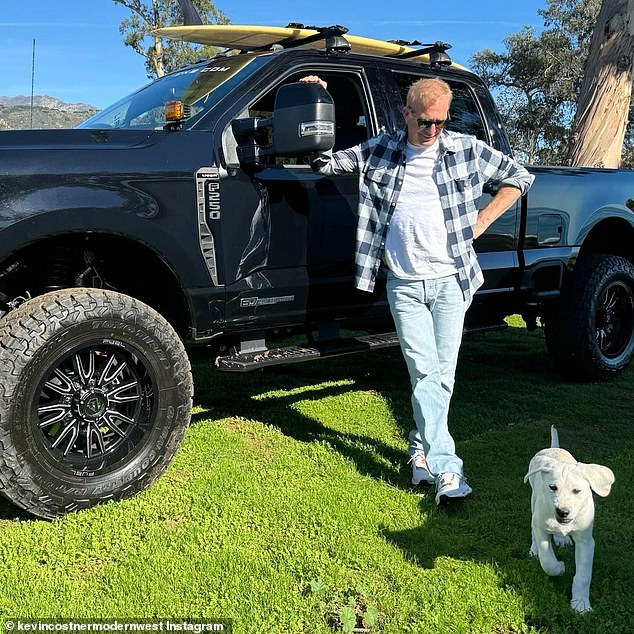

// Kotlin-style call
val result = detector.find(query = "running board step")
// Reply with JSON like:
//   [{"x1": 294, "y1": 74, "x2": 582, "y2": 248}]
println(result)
[{"x1": 215, "y1": 332, "x2": 400, "y2": 372}]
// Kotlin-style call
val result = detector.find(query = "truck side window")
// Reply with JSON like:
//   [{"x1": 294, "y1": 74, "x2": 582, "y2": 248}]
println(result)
[
  {"x1": 392, "y1": 73, "x2": 487, "y2": 141},
  {"x1": 247, "y1": 71, "x2": 369, "y2": 164}
]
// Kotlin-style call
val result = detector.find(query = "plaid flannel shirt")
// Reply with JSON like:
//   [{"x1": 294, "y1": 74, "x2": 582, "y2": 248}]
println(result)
[{"x1": 311, "y1": 128, "x2": 535, "y2": 300}]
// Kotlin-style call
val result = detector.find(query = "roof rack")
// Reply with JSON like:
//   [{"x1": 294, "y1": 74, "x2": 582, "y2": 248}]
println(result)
[
  {"x1": 271, "y1": 23, "x2": 351, "y2": 53},
  {"x1": 388, "y1": 40, "x2": 453, "y2": 67},
  {"x1": 278, "y1": 25, "x2": 452, "y2": 66}
]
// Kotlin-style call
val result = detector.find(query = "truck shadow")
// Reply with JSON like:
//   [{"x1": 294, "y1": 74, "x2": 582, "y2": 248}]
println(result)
[
  {"x1": 190, "y1": 356, "x2": 409, "y2": 487},
  {"x1": 190, "y1": 327, "x2": 570, "y2": 489},
  {"x1": 190, "y1": 323, "x2": 619, "y2": 504},
  {"x1": 189, "y1": 326, "x2": 632, "y2": 628}
]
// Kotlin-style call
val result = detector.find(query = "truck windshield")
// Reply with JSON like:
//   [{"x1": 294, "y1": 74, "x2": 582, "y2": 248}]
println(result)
[{"x1": 79, "y1": 54, "x2": 264, "y2": 130}]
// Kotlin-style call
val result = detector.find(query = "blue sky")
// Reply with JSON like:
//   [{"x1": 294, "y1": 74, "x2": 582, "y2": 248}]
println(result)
[{"x1": 1, "y1": 0, "x2": 547, "y2": 109}]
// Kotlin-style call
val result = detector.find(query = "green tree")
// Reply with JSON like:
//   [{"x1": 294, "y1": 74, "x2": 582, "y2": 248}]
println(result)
[
  {"x1": 113, "y1": 0, "x2": 229, "y2": 78},
  {"x1": 470, "y1": 0, "x2": 602, "y2": 164},
  {"x1": 540, "y1": 0, "x2": 602, "y2": 48},
  {"x1": 471, "y1": 27, "x2": 573, "y2": 164}
]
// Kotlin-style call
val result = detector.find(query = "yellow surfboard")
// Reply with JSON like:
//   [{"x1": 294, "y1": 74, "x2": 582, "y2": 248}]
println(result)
[{"x1": 152, "y1": 24, "x2": 465, "y2": 68}]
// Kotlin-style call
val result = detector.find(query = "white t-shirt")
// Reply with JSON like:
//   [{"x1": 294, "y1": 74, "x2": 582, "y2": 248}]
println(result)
[{"x1": 384, "y1": 141, "x2": 457, "y2": 280}]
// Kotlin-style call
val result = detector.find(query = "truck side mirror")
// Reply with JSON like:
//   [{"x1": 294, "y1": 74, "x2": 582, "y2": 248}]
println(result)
[
  {"x1": 231, "y1": 82, "x2": 335, "y2": 167},
  {"x1": 272, "y1": 82, "x2": 335, "y2": 155}
]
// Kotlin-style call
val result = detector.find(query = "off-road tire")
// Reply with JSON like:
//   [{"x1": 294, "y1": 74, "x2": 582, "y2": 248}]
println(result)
[
  {"x1": 0, "y1": 289, "x2": 193, "y2": 519},
  {"x1": 544, "y1": 254, "x2": 634, "y2": 381}
]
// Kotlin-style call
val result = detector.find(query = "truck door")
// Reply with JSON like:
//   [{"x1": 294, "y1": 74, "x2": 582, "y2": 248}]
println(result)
[{"x1": 219, "y1": 68, "x2": 389, "y2": 332}]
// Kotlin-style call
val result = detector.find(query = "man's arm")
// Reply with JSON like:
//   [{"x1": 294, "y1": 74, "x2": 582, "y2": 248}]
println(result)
[
  {"x1": 473, "y1": 185, "x2": 522, "y2": 240},
  {"x1": 473, "y1": 139, "x2": 534, "y2": 240}
]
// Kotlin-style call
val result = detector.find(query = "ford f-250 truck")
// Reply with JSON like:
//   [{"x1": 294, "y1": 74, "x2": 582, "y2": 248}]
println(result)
[{"x1": 1, "y1": 23, "x2": 633, "y2": 519}]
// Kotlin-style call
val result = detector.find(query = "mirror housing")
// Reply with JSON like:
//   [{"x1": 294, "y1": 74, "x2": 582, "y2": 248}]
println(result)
[
  {"x1": 232, "y1": 82, "x2": 335, "y2": 166},
  {"x1": 272, "y1": 82, "x2": 335, "y2": 155}
]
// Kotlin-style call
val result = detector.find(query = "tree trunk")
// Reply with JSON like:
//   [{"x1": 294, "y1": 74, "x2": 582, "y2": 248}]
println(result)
[
  {"x1": 567, "y1": 0, "x2": 634, "y2": 167},
  {"x1": 152, "y1": 37, "x2": 165, "y2": 78},
  {"x1": 151, "y1": 0, "x2": 164, "y2": 78}
]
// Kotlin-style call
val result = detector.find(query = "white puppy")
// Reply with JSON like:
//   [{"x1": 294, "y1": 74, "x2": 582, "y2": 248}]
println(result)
[{"x1": 524, "y1": 426, "x2": 614, "y2": 613}]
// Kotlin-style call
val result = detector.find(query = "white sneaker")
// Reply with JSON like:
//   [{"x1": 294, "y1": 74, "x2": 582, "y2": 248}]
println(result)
[
  {"x1": 408, "y1": 451, "x2": 434, "y2": 486},
  {"x1": 435, "y1": 472, "x2": 472, "y2": 505}
]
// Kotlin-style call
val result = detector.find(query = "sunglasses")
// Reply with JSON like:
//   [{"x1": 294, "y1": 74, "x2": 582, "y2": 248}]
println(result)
[{"x1": 407, "y1": 106, "x2": 451, "y2": 129}]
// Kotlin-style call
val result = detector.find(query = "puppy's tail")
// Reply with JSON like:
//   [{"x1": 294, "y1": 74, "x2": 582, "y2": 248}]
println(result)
[{"x1": 550, "y1": 425, "x2": 559, "y2": 448}]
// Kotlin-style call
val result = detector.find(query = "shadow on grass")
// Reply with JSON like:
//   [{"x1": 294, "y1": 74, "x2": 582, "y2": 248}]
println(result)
[
  {"x1": 379, "y1": 499, "x2": 627, "y2": 633},
  {"x1": 0, "y1": 501, "x2": 35, "y2": 522},
  {"x1": 0, "y1": 325, "x2": 628, "y2": 631},
  {"x1": 190, "y1": 360, "x2": 410, "y2": 487},
  {"x1": 190, "y1": 326, "x2": 633, "y2": 632},
  {"x1": 189, "y1": 326, "x2": 619, "y2": 488}
]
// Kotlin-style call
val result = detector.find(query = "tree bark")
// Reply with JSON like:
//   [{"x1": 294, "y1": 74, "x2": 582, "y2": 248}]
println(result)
[
  {"x1": 152, "y1": 37, "x2": 165, "y2": 78},
  {"x1": 567, "y1": 0, "x2": 634, "y2": 167}
]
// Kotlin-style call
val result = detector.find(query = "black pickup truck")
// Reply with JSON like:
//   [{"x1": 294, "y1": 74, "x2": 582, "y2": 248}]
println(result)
[{"x1": 1, "y1": 27, "x2": 633, "y2": 519}]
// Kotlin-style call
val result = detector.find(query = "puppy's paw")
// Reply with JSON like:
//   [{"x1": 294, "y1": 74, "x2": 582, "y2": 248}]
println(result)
[
  {"x1": 554, "y1": 535, "x2": 573, "y2": 548},
  {"x1": 571, "y1": 597, "x2": 592, "y2": 613},
  {"x1": 543, "y1": 560, "x2": 565, "y2": 576},
  {"x1": 529, "y1": 544, "x2": 538, "y2": 558}
]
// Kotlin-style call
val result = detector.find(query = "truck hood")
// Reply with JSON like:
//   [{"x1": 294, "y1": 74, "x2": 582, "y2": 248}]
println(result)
[{"x1": 0, "y1": 128, "x2": 158, "y2": 151}]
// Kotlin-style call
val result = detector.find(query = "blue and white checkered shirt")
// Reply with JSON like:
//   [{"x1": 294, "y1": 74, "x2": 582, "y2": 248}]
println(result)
[{"x1": 312, "y1": 128, "x2": 534, "y2": 300}]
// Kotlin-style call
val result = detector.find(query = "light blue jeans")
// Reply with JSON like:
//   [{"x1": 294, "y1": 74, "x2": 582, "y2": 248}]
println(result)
[{"x1": 387, "y1": 273, "x2": 470, "y2": 476}]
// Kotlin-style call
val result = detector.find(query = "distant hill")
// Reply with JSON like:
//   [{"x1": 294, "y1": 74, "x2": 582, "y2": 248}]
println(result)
[{"x1": 0, "y1": 95, "x2": 100, "y2": 130}]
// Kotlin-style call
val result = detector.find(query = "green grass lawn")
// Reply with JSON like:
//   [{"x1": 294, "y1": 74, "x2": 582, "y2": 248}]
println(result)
[{"x1": 0, "y1": 321, "x2": 632, "y2": 633}]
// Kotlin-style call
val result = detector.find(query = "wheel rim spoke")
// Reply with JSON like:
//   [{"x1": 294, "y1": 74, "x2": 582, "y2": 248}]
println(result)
[
  {"x1": 103, "y1": 411, "x2": 133, "y2": 437},
  {"x1": 85, "y1": 424, "x2": 107, "y2": 459},
  {"x1": 37, "y1": 403, "x2": 71, "y2": 428},
  {"x1": 44, "y1": 369, "x2": 76, "y2": 396},
  {"x1": 107, "y1": 380, "x2": 142, "y2": 403},
  {"x1": 51, "y1": 421, "x2": 80, "y2": 456},
  {"x1": 73, "y1": 350, "x2": 95, "y2": 384},
  {"x1": 97, "y1": 354, "x2": 127, "y2": 387}
]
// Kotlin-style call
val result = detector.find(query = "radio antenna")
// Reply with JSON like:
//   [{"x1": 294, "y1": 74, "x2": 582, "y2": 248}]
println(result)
[{"x1": 30, "y1": 38, "x2": 36, "y2": 129}]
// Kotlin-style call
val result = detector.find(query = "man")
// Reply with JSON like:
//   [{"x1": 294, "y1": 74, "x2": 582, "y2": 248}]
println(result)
[{"x1": 301, "y1": 75, "x2": 534, "y2": 504}]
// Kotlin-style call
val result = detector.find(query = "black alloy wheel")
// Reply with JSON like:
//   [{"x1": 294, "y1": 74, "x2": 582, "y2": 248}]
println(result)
[
  {"x1": 545, "y1": 254, "x2": 634, "y2": 381},
  {"x1": 0, "y1": 288, "x2": 193, "y2": 519},
  {"x1": 595, "y1": 279, "x2": 634, "y2": 360},
  {"x1": 35, "y1": 342, "x2": 156, "y2": 476}
]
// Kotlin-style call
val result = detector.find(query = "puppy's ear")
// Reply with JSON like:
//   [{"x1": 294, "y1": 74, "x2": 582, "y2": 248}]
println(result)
[
  {"x1": 578, "y1": 463, "x2": 615, "y2": 497},
  {"x1": 524, "y1": 456, "x2": 559, "y2": 483}
]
